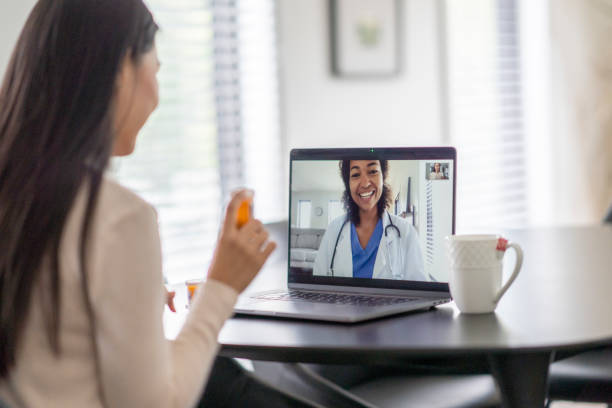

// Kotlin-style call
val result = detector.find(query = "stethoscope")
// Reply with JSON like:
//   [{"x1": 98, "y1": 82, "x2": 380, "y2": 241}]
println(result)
[{"x1": 329, "y1": 212, "x2": 401, "y2": 275}]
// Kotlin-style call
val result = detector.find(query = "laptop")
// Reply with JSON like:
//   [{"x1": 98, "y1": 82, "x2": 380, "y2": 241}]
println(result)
[{"x1": 234, "y1": 147, "x2": 455, "y2": 322}]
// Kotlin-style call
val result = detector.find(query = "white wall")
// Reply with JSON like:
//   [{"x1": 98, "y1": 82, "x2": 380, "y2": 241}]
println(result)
[
  {"x1": 292, "y1": 191, "x2": 343, "y2": 229},
  {"x1": 549, "y1": 0, "x2": 612, "y2": 224},
  {"x1": 277, "y1": 0, "x2": 445, "y2": 153},
  {"x1": 518, "y1": 0, "x2": 554, "y2": 226},
  {"x1": 0, "y1": 1, "x2": 36, "y2": 79},
  {"x1": 291, "y1": 161, "x2": 344, "y2": 228}
]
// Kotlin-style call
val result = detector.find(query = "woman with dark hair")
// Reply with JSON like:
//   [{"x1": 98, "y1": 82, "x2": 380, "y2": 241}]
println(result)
[
  {"x1": 0, "y1": 1, "x2": 316, "y2": 407},
  {"x1": 429, "y1": 162, "x2": 447, "y2": 180},
  {"x1": 313, "y1": 160, "x2": 426, "y2": 281}
]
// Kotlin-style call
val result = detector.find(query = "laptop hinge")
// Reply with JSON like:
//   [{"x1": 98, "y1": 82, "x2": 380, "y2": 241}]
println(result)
[{"x1": 287, "y1": 282, "x2": 449, "y2": 298}]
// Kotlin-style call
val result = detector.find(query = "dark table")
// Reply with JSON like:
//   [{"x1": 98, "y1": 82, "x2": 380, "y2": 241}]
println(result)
[{"x1": 216, "y1": 225, "x2": 612, "y2": 407}]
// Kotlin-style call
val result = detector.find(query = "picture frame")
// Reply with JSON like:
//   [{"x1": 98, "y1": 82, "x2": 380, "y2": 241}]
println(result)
[{"x1": 330, "y1": 0, "x2": 401, "y2": 77}]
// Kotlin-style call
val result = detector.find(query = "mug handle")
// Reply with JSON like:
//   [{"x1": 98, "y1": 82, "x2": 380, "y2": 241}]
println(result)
[{"x1": 493, "y1": 241, "x2": 523, "y2": 304}]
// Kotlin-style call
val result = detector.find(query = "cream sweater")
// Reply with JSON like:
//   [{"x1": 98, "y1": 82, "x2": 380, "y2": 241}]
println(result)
[{"x1": 0, "y1": 178, "x2": 238, "y2": 408}]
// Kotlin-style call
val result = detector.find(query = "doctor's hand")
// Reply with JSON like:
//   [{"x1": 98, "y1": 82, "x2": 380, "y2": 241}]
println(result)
[{"x1": 207, "y1": 189, "x2": 277, "y2": 294}]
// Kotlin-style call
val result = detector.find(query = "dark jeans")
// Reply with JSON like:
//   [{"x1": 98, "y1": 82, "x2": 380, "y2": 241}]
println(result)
[{"x1": 198, "y1": 357, "x2": 318, "y2": 408}]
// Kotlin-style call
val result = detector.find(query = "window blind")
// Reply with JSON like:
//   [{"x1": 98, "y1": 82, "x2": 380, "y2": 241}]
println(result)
[
  {"x1": 213, "y1": 0, "x2": 245, "y2": 198},
  {"x1": 112, "y1": 0, "x2": 220, "y2": 284},
  {"x1": 212, "y1": 0, "x2": 284, "y2": 223},
  {"x1": 237, "y1": 0, "x2": 284, "y2": 222},
  {"x1": 444, "y1": 0, "x2": 528, "y2": 231},
  {"x1": 111, "y1": 0, "x2": 282, "y2": 283},
  {"x1": 211, "y1": 0, "x2": 286, "y2": 221},
  {"x1": 425, "y1": 181, "x2": 434, "y2": 266}
]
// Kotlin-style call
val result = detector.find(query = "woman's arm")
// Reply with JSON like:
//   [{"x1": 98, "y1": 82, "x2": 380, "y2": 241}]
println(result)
[{"x1": 90, "y1": 190, "x2": 271, "y2": 408}]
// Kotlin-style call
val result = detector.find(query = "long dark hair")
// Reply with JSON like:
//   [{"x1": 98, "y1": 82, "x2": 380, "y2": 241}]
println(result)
[
  {"x1": 0, "y1": 0, "x2": 158, "y2": 377},
  {"x1": 339, "y1": 160, "x2": 392, "y2": 226}
]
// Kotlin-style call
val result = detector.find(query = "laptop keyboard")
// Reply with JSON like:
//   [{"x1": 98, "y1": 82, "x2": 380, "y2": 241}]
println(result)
[{"x1": 253, "y1": 290, "x2": 420, "y2": 307}]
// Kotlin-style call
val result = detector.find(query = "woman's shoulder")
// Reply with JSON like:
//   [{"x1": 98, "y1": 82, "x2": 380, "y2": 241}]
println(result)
[
  {"x1": 93, "y1": 177, "x2": 157, "y2": 226},
  {"x1": 100, "y1": 176, "x2": 150, "y2": 203},
  {"x1": 62, "y1": 177, "x2": 159, "y2": 265},
  {"x1": 101, "y1": 176, "x2": 153, "y2": 207}
]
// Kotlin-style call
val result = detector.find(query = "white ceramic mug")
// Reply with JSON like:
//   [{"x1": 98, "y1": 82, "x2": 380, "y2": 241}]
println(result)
[{"x1": 445, "y1": 235, "x2": 523, "y2": 314}]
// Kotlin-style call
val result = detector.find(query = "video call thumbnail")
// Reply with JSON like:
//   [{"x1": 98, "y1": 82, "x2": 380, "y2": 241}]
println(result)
[{"x1": 426, "y1": 162, "x2": 449, "y2": 180}]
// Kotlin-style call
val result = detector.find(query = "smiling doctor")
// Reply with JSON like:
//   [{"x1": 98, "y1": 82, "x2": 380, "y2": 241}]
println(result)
[{"x1": 313, "y1": 160, "x2": 427, "y2": 281}]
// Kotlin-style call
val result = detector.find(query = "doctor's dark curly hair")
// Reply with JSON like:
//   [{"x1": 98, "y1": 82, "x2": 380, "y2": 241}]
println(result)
[{"x1": 339, "y1": 160, "x2": 392, "y2": 226}]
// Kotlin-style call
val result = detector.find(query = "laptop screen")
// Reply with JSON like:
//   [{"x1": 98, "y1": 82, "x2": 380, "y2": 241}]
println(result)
[{"x1": 289, "y1": 147, "x2": 455, "y2": 292}]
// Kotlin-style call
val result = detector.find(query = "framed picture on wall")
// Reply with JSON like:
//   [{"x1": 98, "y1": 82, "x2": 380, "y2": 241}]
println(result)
[{"x1": 330, "y1": 0, "x2": 401, "y2": 77}]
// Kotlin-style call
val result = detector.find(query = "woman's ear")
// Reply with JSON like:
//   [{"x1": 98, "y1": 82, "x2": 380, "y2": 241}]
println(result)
[
  {"x1": 112, "y1": 54, "x2": 136, "y2": 155},
  {"x1": 114, "y1": 54, "x2": 136, "y2": 122},
  {"x1": 115, "y1": 54, "x2": 134, "y2": 94}
]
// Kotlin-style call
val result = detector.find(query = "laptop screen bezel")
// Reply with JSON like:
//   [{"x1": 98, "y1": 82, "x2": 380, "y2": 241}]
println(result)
[{"x1": 288, "y1": 147, "x2": 456, "y2": 293}]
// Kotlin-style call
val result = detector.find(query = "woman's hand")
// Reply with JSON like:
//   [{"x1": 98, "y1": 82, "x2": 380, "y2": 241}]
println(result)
[
  {"x1": 164, "y1": 288, "x2": 176, "y2": 312},
  {"x1": 207, "y1": 190, "x2": 277, "y2": 294}
]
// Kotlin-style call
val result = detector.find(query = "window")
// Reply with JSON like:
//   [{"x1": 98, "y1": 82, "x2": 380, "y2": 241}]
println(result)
[
  {"x1": 328, "y1": 200, "x2": 344, "y2": 225},
  {"x1": 444, "y1": 0, "x2": 528, "y2": 231},
  {"x1": 297, "y1": 200, "x2": 312, "y2": 228},
  {"x1": 238, "y1": 1, "x2": 284, "y2": 222},
  {"x1": 213, "y1": 0, "x2": 283, "y2": 222},
  {"x1": 111, "y1": 0, "x2": 281, "y2": 283}
]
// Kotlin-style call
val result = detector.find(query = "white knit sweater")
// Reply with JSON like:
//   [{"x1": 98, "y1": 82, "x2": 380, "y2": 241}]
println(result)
[{"x1": 0, "y1": 178, "x2": 238, "y2": 407}]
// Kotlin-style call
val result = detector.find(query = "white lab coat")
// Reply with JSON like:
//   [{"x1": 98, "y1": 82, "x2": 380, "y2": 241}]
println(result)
[{"x1": 313, "y1": 212, "x2": 427, "y2": 281}]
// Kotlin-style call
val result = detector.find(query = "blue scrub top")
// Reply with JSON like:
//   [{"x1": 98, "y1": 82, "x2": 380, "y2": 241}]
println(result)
[{"x1": 350, "y1": 218, "x2": 383, "y2": 279}]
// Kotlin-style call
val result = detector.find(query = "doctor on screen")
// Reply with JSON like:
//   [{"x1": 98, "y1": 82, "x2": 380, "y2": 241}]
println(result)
[{"x1": 313, "y1": 159, "x2": 426, "y2": 281}]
